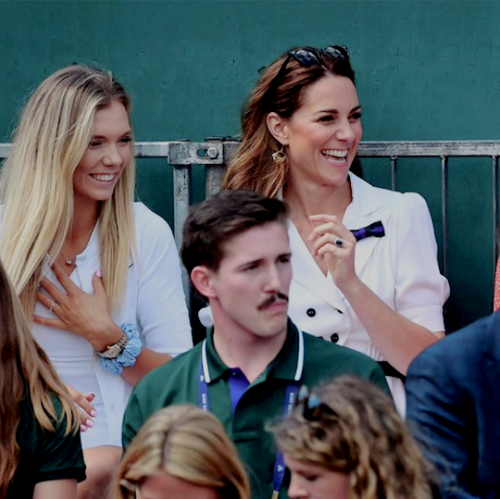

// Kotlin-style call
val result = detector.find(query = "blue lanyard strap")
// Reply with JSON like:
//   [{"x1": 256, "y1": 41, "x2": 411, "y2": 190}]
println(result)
[
  {"x1": 198, "y1": 341, "x2": 210, "y2": 411},
  {"x1": 272, "y1": 382, "x2": 299, "y2": 499},
  {"x1": 197, "y1": 336, "x2": 304, "y2": 499}
]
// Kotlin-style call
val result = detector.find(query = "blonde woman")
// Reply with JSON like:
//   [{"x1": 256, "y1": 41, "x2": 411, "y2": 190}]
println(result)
[
  {"x1": 0, "y1": 65, "x2": 192, "y2": 498},
  {"x1": 0, "y1": 258, "x2": 84, "y2": 498},
  {"x1": 116, "y1": 405, "x2": 251, "y2": 499},
  {"x1": 273, "y1": 375, "x2": 437, "y2": 499}
]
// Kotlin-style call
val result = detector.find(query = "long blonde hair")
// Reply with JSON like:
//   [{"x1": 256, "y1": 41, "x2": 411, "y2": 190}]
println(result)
[
  {"x1": 273, "y1": 376, "x2": 436, "y2": 499},
  {"x1": 0, "y1": 259, "x2": 79, "y2": 496},
  {"x1": 222, "y1": 47, "x2": 356, "y2": 197},
  {"x1": 116, "y1": 405, "x2": 251, "y2": 499},
  {"x1": 0, "y1": 64, "x2": 136, "y2": 313}
]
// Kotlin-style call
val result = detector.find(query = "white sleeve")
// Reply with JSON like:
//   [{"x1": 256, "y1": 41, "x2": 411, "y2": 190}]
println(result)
[
  {"x1": 134, "y1": 205, "x2": 193, "y2": 356},
  {"x1": 394, "y1": 193, "x2": 450, "y2": 331}
]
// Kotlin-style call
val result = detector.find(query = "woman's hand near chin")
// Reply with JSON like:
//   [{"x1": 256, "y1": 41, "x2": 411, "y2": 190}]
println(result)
[
  {"x1": 308, "y1": 213, "x2": 360, "y2": 291},
  {"x1": 33, "y1": 261, "x2": 123, "y2": 352},
  {"x1": 308, "y1": 214, "x2": 441, "y2": 375}
]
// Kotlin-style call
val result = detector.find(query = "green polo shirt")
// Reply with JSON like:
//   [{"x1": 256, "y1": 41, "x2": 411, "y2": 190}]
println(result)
[{"x1": 123, "y1": 320, "x2": 389, "y2": 499}]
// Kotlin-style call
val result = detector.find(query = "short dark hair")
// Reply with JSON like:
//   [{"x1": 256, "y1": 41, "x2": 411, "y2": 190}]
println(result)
[{"x1": 180, "y1": 190, "x2": 288, "y2": 274}]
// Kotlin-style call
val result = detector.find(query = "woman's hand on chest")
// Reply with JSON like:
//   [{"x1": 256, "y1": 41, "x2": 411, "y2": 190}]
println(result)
[{"x1": 33, "y1": 262, "x2": 123, "y2": 352}]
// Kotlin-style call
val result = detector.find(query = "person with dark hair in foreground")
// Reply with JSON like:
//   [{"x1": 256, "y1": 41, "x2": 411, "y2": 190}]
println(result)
[{"x1": 123, "y1": 190, "x2": 389, "y2": 499}]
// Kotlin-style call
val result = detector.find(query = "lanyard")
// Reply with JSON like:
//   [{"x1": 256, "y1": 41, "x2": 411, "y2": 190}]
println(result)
[
  {"x1": 271, "y1": 382, "x2": 299, "y2": 499},
  {"x1": 197, "y1": 349, "x2": 210, "y2": 411},
  {"x1": 197, "y1": 331, "x2": 305, "y2": 499}
]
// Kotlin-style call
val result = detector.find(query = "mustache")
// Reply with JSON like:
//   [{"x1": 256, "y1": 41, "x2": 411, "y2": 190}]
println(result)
[{"x1": 258, "y1": 293, "x2": 289, "y2": 311}]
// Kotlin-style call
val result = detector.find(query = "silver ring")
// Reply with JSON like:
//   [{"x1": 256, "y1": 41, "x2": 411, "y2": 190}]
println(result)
[
  {"x1": 49, "y1": 301, "x2": 57, "y2": 313},
  {"x1": 334, "y1": 238, "x2": 344, "y2": 247}
]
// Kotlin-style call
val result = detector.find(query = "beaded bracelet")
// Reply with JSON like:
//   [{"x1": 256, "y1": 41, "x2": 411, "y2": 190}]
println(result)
[{"x1": 99, "y1": 323, "x2": 143, "y2": 375}]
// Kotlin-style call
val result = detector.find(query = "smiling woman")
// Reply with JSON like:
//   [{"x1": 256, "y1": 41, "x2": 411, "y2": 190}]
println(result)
[
  {"x1": 267, "y1": 73, "x2": 362, "y2": 192},
  {"x1": 72, "y1": 101, "x2": 132, "y2": 210},
  {"x1": 0, "y1": 65, "x2": 192, "y2": 499},
  {"x1": 222, "y1": 46, "x2": 450, "y2": 415}
]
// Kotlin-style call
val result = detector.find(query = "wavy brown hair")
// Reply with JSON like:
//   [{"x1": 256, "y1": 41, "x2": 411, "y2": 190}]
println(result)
[
  {"x1": 0, "y1": 259, "x2": 79, "y2": 496},
  {"x1": 116, "y1": 405, "x2": 251, "y2": 499},
  {"x1": 273, "y1": 376, "x2": 436, "y2": 499},
  {"x1": 222, "y1": 47, "x2": 356, "y2": 198}
]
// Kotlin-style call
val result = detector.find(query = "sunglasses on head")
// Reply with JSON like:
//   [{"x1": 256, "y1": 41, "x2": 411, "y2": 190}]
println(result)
[
  {"x1": 298, "y1": 385, "x2": 339, "y2": 421},
  {"x1": 266, "y1": 45, "x2": 350, "y2": 104},
  {"x1": 288, "y1": 45, "x2": 350, "y2": 67}
]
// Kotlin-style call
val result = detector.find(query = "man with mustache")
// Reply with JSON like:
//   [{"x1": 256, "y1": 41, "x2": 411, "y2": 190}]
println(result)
[{"x1": 122, "y1": 190, "x2": 389, "y2": 499}]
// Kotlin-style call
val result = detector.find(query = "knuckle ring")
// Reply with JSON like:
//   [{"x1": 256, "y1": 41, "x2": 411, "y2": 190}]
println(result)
[
  {"x1": 49, "y1": 301, "x2": 57, "y2": 313},
  {"x1": 334, "y1": 238, "x2": 344, "y2": 247}
]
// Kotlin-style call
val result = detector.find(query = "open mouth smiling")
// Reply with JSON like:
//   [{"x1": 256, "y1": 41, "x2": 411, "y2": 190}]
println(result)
[
  {"x1": 321, "y1": 149, "x2": 349, "y2": 162},
  {"x1": 91, "y1": 173, "x2": 117, "y2": 182},
  {"x1": 321, "y1": 149, "x2": 351, "y2": 167}
]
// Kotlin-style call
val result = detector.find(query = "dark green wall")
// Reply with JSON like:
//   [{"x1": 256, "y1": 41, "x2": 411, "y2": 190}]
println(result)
[{"x1": 1, "y1": 0, "x2": 499, "y2": 330}]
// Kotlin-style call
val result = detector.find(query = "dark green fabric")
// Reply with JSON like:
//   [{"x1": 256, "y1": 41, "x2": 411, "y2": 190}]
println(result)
[
  {"x1": 8, "y1": 395, "x2": 86, "y2": 498},
  {"x1": 123, "y1": 320, "x2": 389, "y2": 499}
]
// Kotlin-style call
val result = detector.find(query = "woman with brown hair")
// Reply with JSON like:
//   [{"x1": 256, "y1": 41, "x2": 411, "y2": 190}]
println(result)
[
  {"x1": 0, "y1": 258, "x2": 84, "y2": 498},
  {"x1": 273, "y1": 376, "x2": 437, "y2": 499},
  {"x1": 222, "y1": 46, "x2": 449, "y2": 415}
]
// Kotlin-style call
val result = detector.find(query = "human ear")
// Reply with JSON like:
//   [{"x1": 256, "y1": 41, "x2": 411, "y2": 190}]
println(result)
[
  {"x1": 266, "y1": 112, "x2": 289, "y2": 146},
  {"x1": 190, "y1": 266, "x2": 217, "y2": 299}
]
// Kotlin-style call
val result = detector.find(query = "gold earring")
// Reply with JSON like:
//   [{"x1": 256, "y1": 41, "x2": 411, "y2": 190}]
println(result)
[{"x1": 272, "y1": 148, "x2": 287, "y2": 166}]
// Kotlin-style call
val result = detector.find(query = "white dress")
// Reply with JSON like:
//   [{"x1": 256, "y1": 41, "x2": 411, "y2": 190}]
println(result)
[
  {"x1": 287, "y1": 173, "x2": 450, "y2": 415},
  {"x1": 32, "y1": 202, "x2": 193, "y2": 448}
]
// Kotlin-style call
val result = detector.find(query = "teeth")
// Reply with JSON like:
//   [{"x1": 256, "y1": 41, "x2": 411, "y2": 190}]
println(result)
[
  {"x1": 322, "y1": 149, "x2": 348, "y2": 158},
  {"x1": 92, "y1": 174, "x2": 115, "y2": 182}
]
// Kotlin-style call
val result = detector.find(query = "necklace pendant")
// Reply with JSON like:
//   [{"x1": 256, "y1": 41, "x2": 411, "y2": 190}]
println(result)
[{"x1": 65, "y1": 258, "x2": 73, "y2": 266}]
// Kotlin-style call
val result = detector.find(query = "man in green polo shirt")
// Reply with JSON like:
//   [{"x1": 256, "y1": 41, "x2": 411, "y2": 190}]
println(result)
[{"x1": 122, "y1": 190, "x2": 390, "y2": 499}]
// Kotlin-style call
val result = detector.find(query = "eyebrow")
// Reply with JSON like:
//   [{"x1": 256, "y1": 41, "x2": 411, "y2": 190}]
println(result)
[
  {"x1": 92, "y1": 130, "x2": 132, "y2": 139},
  {"x1": 236, "y1": 258, "x2": 263, "y2": 270},
  {"x1": 236, "y1": 251, "x2": 291, "y2": 269},
  {"x1": 315, "y1": 105, "x2": 362, "y2": 115}
]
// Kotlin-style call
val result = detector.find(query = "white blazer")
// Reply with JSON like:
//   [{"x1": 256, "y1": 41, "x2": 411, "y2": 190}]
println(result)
[{"x1": 287, "y1": 173, "x2": 450, "y2": 415}]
